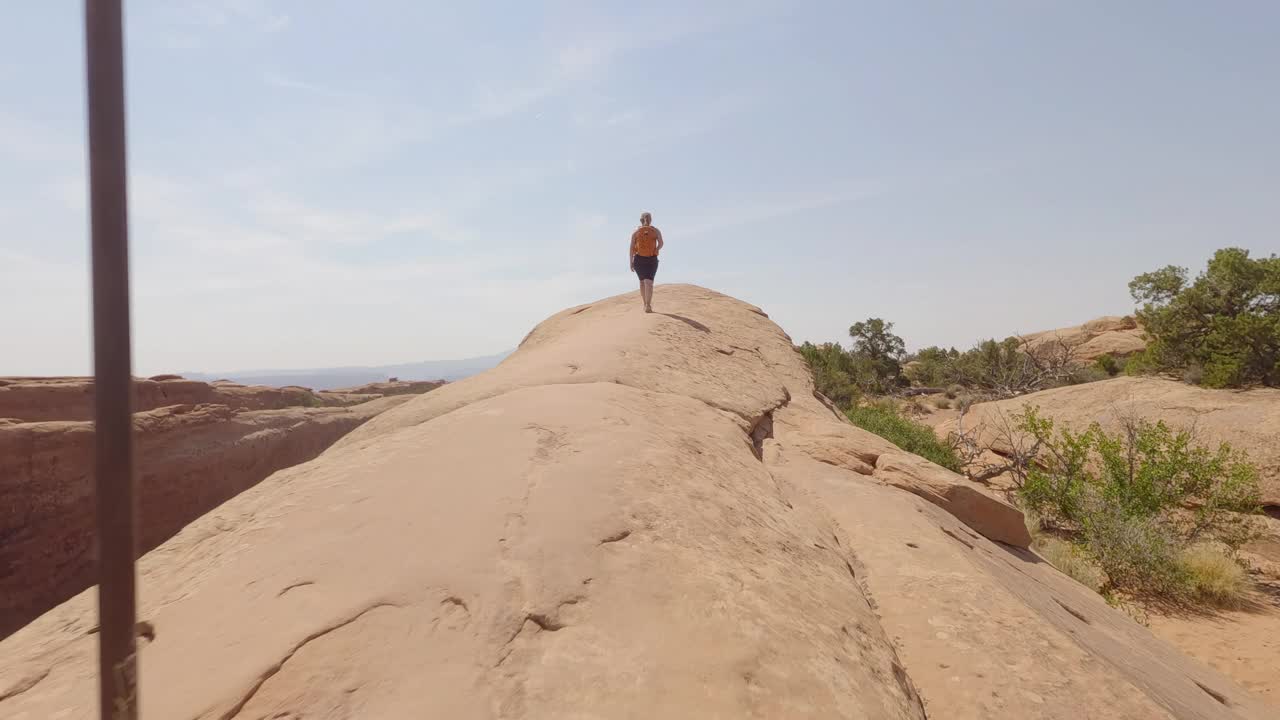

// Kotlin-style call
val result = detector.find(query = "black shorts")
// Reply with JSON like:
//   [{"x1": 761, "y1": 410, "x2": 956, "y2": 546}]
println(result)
[{"x1": 634, "y1": 255, "x2": 659, "y2": 281}]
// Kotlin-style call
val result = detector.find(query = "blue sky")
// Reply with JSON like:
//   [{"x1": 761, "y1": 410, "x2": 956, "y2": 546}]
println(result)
[{"x1": 2, "y1": 1, "x2": 1277, "y2": 375}]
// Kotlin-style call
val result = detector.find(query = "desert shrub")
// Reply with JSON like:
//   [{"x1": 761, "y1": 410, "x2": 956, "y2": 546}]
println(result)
[
  {"x1": 1180, "y1": 545, "x2": 1249, "y2": 608},
  {"x1": 945, "y1": 385, "x2": 961, "y2": 399},
  {"x1": 848, "y1": 318, "x2": 908, "y2": 394},
  {"x1": 847, "y1": 401, "x2": 962, "y2": 472},
  {"x1": 799, "y1": 318, "x2": 911, "y2": 403},
  {"x1": 1035, "y1": 536, "x2": 1105, "y2": 592},
  {"x1": 910, "y1": 336, "x2": 1079, "y2": 397},
  {"x1": 1067, "y1": 365, "x2": 1111, "y2": 386},
  {"x1": 934, "y1": 397, "x2": 952, "y2": 410},
  {"x1": 1130, "y1": 247, "x2": 1280, "y2": 387},
  {"x1": 1094, "y1": 353, "x2": 1121, "y2": 376},
  {"x1": 293, "y1": 392, "x2": 322, "y2": 408},
  {"x1": 1123, "y1": 349, "x2": 1161, "y2": 377},
  {"x1": 1015, "y1": 407, "x2": 1261, "y2": 602},
  {"x1": 1181, "y1": 364, "x2": 1205, "y2": 385},
  {"x1": 1080, "y1": 507, "x2": 1190, "y2": 599},
  {"x1": 798, "y1": 342, "x2": 862, "y2": 410},
  {"x1": 905, "y1": 346, "x2": 957, "y2": 387}
]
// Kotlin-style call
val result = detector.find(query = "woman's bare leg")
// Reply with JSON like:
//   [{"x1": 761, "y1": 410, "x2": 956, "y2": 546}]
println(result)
[{"x1": 642, "y1": 280, "x2": 654, "y2": 311}]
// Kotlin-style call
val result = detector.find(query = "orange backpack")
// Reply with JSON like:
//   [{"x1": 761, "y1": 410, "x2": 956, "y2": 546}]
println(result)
[{"x1": 632, "y1": 226, "x2": 660, "y2": 256}]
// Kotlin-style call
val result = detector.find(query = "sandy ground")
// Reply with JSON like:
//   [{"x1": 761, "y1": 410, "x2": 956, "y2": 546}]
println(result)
[{"x1": 1146, "y1": 577, "x2": 1280, "y2": 709}]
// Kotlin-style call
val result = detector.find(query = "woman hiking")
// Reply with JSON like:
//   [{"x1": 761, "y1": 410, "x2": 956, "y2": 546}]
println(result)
[{"x1": 629, "y1": 211, "x2": 664, "y2": 313}]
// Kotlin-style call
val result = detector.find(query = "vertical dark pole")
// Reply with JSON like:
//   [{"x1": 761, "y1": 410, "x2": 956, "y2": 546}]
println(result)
[{"x1": 84, "y1": 1, "x2": 139, "y2": 719}]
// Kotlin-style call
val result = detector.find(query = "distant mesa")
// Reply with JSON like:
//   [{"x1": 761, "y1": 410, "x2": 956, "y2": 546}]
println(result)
[{"x1": 179, "y1": 351, "x2": 509, "y2": 391}]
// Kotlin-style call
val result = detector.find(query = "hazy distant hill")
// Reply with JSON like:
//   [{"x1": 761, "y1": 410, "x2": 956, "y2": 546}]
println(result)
[{"x1": 182, "y1": 351, "x2": 510, "y2": 390}]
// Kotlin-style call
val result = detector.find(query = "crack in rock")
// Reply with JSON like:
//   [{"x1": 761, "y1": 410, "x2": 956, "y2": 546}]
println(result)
[
  {"x1": 599, "y1": 529, "x2": 632, "y2": 545},
  {"x1": 0, "y1": 669, "x2": 50, "y2": 703},
  {"x1": 215, "y1": 602, "x2": 400, "y2": 720},
  {"x1": 276, "y1": 581, "x2": 315, "y2": 597}
]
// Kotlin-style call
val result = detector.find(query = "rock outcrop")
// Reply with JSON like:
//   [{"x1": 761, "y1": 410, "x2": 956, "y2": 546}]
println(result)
[
  {"x1": 933, "y1": 376, "x2": 1280, "y2": 509},
  {"x1": 1, "y1": 286, "x2": 1270, "y2": 719},
  {"x1": 0, "y1": 396, "x2": 411, "y2": 639},
  {"x1": 0, "y1": 376, "x2": 373, "y2": 423},
  {"x1": 330, "y1": 379, "x2": 447, "y2": 396},
  {"x1": 1021, "y1": 315, "x2": 1147, "y2": 363}
]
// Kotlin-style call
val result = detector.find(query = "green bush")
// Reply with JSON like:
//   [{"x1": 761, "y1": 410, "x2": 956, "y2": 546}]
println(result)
[
  {"x1": 798, "y1": 342, "x2": 862, "y2": 409},
  {"x1": 905, "y1": 346, "x2": 958, "y2": 387},
  {"x1": 1015, "y1": 406, "x2": 1262, "y2": 602},
  {"x1": 1094, "y1": 353, "x2": 1121, "y2": 376},
  {"x1": 906, "y1": 336, "x2": 1079, "y2": 396},
  {"x1": 846, "y1": 401, "x2": 962, "y2": 472},
  {"x1": 848, "y1": 318, "x2": 907, "y2": 394},
  {"x1": 1123, "y1": 349, "x2": 1161, "y2": 377},
  {"x1": 1129, "y1": 247, "x2": 1280, "y2": 387},
  {"x1": 799, "y1": 318, "x2": 911, "y2": 404}
]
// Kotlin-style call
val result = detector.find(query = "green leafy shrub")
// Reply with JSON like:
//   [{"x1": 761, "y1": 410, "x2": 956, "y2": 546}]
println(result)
[
  {"x1": 798, "y1": 318, "x2": 911, "y2": 404},
  {"x1": 1094, "y1": 353, "x2": 1121, "y2": 376},
  {"x1": 848, "y1": 318, "x2": 908, "y2": 394},
  {"x1": 798, "y1": 342, "x2": 862, "y2": 409},
  {"x1": 1129, "y1": 247, "x2": 1280, "y2": 387},
  {"x1": 904, "y1": 346, "x2": 958, "y2": 387},
  {"x1": 908, "y1": 336, "x2": 1080, "y2": 396},
  {"x1": 847, "y1": 401, "x2": 962, "y2": 472},
  {"x1": 1123, "y1": 349, "x2": 1161, "y2": 377},
  {"x1": 1015, "y1": 406, "x2": 1261, "y2": 603}
]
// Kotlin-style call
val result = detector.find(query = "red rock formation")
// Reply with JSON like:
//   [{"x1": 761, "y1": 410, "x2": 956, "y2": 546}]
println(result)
[
  {"x1": 0, "y1": 376, "x2": 370, "y2": 423},
  {"x1": 1021, "y1": 315, "x2": 1147, "y2": 363},
  {"x1": 0, "y1": 395, "x2": 411, "y2": 639},
  {"x1": 329, "y1": 379, "x2": 446, "y2": 396}
]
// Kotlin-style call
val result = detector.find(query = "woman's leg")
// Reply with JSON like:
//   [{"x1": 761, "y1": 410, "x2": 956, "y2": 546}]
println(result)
[{"x1": 643, "y1": 280, "x2": 654, "y2": 310}]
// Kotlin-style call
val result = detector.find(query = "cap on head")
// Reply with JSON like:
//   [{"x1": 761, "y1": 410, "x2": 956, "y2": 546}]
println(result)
[{"x1": 640, "y1": 211, "x2": 652, "y2": 226}]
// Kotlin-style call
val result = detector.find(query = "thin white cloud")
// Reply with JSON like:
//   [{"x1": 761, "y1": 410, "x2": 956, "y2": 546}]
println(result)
[
  {"x1": 261, "y1": 71, "x2": 349, "y2": 98},
  {"x1": 142, "y1": 0, "x2": 291, "y2": 49},
  {"x1": 175, "y1": 0, "x2": 290, "y2": 32},
  {"x1": 678, "y1": 181, "x2": 893, "y2": 239}
]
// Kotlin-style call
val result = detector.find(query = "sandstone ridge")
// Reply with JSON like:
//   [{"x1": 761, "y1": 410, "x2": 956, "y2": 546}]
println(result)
[
  {"x1": 1021, "y1": 315, "x2": 1147, "y2": 363},
  {"x1": 0, "y1": 286, "x2": 1269, "y2": 719}
]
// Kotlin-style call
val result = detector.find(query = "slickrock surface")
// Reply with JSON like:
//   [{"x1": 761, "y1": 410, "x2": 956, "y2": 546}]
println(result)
[
  {"x1": 1, "y1": 286, "x2": 1269, "y2": 719},
  {"x1": 1021, "y1": 315, "x2": 1147, "y2": 363}
]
